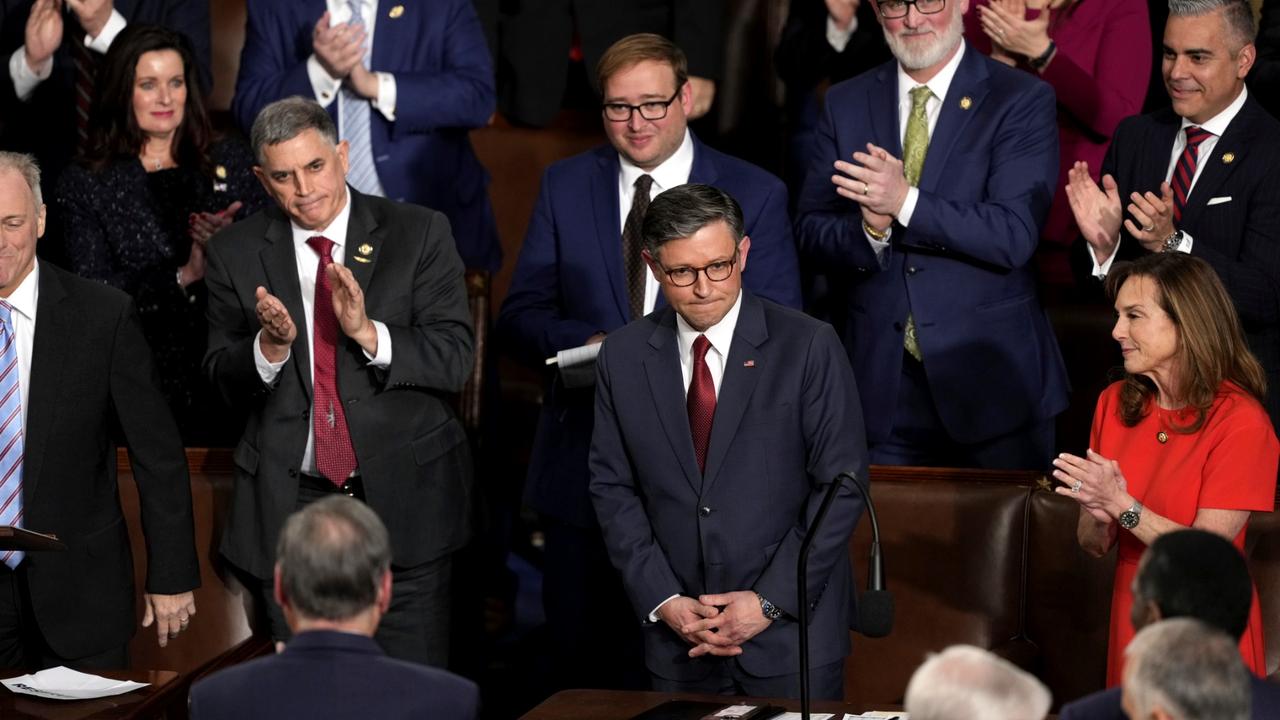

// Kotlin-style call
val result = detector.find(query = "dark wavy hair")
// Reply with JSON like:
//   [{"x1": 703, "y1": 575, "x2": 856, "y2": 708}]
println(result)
[
  {"x1": 1105, "y1": 253, "x2": 1266, "y2": 432},
  {"x1": 83, "y1": 24, "x2": 212, "y2": 174}
]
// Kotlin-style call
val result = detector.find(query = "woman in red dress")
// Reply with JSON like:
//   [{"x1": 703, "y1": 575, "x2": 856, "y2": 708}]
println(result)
[{"x1": 1053, "y1": 252, "x2": 1278, "y2": 687}]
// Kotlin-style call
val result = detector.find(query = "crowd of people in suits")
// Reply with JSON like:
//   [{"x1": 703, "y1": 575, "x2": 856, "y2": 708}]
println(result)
[{"x1": 0, "y1": 0, "x2": 1278, "y2": 718}]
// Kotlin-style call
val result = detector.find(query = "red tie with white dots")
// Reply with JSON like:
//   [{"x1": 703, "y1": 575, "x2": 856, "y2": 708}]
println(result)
[{"x1": 306, "y1": 236, "x2": 358, "y2": 485}]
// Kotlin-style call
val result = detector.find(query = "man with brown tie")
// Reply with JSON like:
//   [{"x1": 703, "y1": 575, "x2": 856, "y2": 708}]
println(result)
[{"x1": 204, "y1": 97, "x2": 474, "y2": 667}]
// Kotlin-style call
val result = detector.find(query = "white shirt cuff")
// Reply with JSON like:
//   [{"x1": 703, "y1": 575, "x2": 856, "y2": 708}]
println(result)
[
  {"x1": 896, "y1": 187, "x2": 920, "y2": 227},
  {"x1": 648, "y1": 594, "x2": 681, "y2": 623},
  {"x1": 308, "y1": 55, "x2": 342, "y2": 107},
  {"x1": 362, "y1": 320, "x2": 392, "y2": 367},
  {"x1": 1176, "y1": 231, "x2": 1194, "y2": 254},
  {"x1": 826, "y1": 15, "x2": 858, "y2": 52},
  {"x1": 9, "y1": 48, "x2": 52, "y2": 101},
  {"x1": 85, "y1": 10, "x2": 127, "y2": 53},
  {"x1": 253, "y1": 329, "x2": 289, "y2": 385},
  {"x1": 1087, "y1": 240, "x2": 1121, "y2": 278},
  {"x1": 372, "y1": 72, "x2": 396, "y2": 121}
]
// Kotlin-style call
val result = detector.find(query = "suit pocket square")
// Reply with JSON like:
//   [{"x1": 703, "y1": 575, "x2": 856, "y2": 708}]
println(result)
[{"x1": 1207, "y1": 196, "x2": 1232, "y2": 206}]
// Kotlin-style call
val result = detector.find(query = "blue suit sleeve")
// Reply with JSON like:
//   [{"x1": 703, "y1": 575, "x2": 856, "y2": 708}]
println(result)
[
  {"x1": 388, "y1": 0, "x2": 495, "y2": 135},
  {"x1": 231, "y1": 0, "x2": 318, "y2": 134},
  {"x1": 742, "y1": 179, "x2": 804, "y2": 309},
  {"x1": 903, "y1": 81, "x2": 1058, "y2": 270}
]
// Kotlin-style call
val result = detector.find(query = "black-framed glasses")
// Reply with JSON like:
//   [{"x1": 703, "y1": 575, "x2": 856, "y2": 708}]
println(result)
[
  {"x1": 655, "y1": 250, "x2": 740, "y2": 287},
  {"x1": 878, "y1": 0, "x2": 946, "y2": 19},
  {"x1": 602, "y1": 91, "x2": 681, "y2": 122}
]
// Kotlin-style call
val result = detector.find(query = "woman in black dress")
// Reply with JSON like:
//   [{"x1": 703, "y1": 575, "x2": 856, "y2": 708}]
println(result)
[{"x1": 56, "y1": 24, "x2": 266, "y2": 445}]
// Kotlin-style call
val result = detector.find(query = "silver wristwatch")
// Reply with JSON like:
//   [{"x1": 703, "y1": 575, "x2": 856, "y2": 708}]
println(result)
[
  {"x1": 758, "y1": 593, "x2": 783, "y2": 620},
  {"x1": 1119, "y1": 501, "x2": 1144, "y2": 530},
  {"x1": 1161, "y1": 230, "x2": 1184, "y2": 253}
]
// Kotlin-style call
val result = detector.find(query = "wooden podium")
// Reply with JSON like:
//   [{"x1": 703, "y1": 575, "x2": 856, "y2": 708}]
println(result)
[{"x1": 0, "y1": 527, "x2": 66, "y2": 552}]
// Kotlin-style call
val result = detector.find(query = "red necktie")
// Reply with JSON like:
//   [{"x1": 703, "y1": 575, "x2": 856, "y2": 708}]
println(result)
[
  {"x1": 306, "y1": 236, "x2": 358, "y2": 486},
  {"x1": 687, "y1": 335, "x2": 716, "y2": 474},
  {"x1": 1172, "y1": 126, "x2": 1213, "y2": 223}
]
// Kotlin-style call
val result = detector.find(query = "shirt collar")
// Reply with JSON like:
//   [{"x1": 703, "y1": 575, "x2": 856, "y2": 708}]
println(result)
[
  {"x1": 3, "y1": 260, "x2": 39, "y2": 323},
  {"x1": 619, "y1": 129, "x2": 695, "y2": 195},
  {"x1": 1180, "y1": 85, "x2": 1248, "y2": 137},
  {"x1": 676, "y1": 288, "x2": 743, "y2": 362},
  {"x1": 290, "y1": 187, "x2": 354, "y2": 253},
  {"x1": 897, "y1": 39, "x2": 967, "y2": 107}
]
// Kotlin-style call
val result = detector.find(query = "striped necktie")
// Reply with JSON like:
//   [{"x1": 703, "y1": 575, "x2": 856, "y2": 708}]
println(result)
[
  {"x1": 0, "y1": 301, "x2": 25, "y2": 569},
  {"x1": 340, "y1": 0, "x2": 386, "y2": 197},
  {"x1": 1171, "y1": 126, "x2": 1213, "y2": 223}
]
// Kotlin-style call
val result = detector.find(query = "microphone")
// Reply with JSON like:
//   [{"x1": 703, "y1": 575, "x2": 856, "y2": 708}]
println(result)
[{"x1": 798, "y1": 471, "x2": 894, "y2": 720}]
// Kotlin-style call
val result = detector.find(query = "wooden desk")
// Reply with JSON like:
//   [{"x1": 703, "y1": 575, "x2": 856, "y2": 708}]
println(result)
[
  {"x1": 0, "y1": 670, "x2": 179, "y2": 720},
  {"x1": 520, "y1": 689, "x2": 873, "y2": 719}
]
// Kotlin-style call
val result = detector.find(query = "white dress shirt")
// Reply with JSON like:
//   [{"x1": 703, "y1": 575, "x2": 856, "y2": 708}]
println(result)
[
  {"x1": 618, "y1": 129, "x2": 696, "y2": 316},
  {"x1": 308, "y1": 0, "x2": 397, "y2": 120},
  {"x1": 252, "y1": 190, "x2": 392, "y2": 475},
  {"x1": 826, "y1": 14, "x2": 858, "y2": 52},
  {"x1": 1089, "y1": 86, "x2": 1249, "y2": 276},
  {"x1": 865, "y1": 41, "x2": 968, "y2": 258},
  {"x1": 3, "y1": 263, "x2": 39, "y2": 435},
  {"x1": 9, "y1": 9, "x2": 127, "y2": 101},
  {"x1": 649, "y1": 289, "x2": 744, "y2": 621}
]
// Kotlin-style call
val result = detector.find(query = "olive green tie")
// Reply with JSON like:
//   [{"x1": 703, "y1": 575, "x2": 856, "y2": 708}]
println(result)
[{"x1": 902, "y1": 85, "x2": 933, "y2": 362}]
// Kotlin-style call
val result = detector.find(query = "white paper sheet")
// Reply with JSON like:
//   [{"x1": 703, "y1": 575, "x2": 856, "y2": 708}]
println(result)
[{"x1": 2, "y1": 666, "x2": 149, "y2": 701}]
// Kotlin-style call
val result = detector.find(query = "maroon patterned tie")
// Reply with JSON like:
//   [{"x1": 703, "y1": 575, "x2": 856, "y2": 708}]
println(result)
[
  {"x1": 687, "y1": 335, "x2": 716, "y2": 474},
  {"x1": 307, "y1": 236, "x2": 358, "y2": 486},
  {"x1": 70, "y1": 30, "x2": 96, "y2": 151},
  {"x1": 1171, "y1": 126, "x2": 1213, "y2": 224}
]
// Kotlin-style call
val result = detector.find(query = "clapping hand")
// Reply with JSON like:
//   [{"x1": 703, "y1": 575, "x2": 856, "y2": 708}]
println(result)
[
  {"x1": 1052, "y1": 449, "x2": 1128, "y2": 523},
  {"x1": 24, "y1": 0, "x2": 63, "y2": 71},
  {"x1": 189, "y1": 200, "x2": 244, "y2": 247},
  {"x1": 313, "y1": 10, "x2": 366, "y2": 80},
  {"x1": 1065, "y1": 161, "x2": 1123, "y2": 261},
  {"x1": 255, "y1": 286, "x2": 297, "y2": 363}
]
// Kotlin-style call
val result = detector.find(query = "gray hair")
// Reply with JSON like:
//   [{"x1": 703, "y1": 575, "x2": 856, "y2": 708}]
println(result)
[
  {"x1": 1168, "y1": 0, "x2": 1257, "y2": 50},
  {"x1": 640, "y1": 183, "x2": 745, "y2": 256},
  {"x1": 0, "y1": 151, "x2": 42, "y2": 208},
  {"x1": 276, "y1": 495, "x2": 391, "y2": 621},
  {"x1": 905, "y1": 645, "x2": 1052, "y2": 720},
  {"x1": 250, "y1": 96, "x2": 339, "y2": 164},
  {"x1": 1124, "y1": 618, "x2": 1251, "y2": 720}
]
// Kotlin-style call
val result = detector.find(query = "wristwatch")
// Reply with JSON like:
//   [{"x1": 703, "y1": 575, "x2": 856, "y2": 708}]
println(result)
[
  {"x1": 757, "y1": 593, "x2": 783, "y2": 621},
  {"x1": 1119, "y1": 501, "x2": 1144, "y2": 530},
  {"x1": 1161, "y1": 229, "x2": 1184, "y2": 253}
]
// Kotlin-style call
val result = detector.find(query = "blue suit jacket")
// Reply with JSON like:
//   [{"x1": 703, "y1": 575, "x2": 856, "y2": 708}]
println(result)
[
  {"x1": 588, "y1": 291, "x2": 867, "y2": 680},
  {"x1": 497, "y1": 135, "x2": 802, "y2": 528},
  {"x1": 1058, "y1": 676, "x2": 1280, "y2": 720},
  {"x1": 795, "y1": 44, "x2": 1069, "y2": 446},
  {"x1": 231, "y1": 0, "x2": 500, "y2": 271},
  {"x1": 188, "y1": 630, "x2": 479, "y2": 720}
]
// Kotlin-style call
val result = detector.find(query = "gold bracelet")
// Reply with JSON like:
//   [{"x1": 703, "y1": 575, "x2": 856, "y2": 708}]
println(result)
[{"x1": 863, "y1": 219, "x2": 891, "y2": 240}]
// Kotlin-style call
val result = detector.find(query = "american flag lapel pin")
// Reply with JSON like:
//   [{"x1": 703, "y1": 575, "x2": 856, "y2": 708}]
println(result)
[{"x1": 743, "y1": 360, "x2": 755, "y2": 368}]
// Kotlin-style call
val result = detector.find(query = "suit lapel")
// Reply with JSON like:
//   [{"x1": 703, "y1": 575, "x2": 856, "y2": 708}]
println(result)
[
  {"x1": 871, "y1": 63, "x2": 902, "y2": 159},
  {"x1": 1142, "y1": 111, "x2": 1182, "y2": 194},
  {"x1": 592, "y1": 149, "x2": 631, "y2": 321},
  {"x1": 919, "y1": 47, "x2": 988, "y2": 193},
  {"x1": 22, "y1": 264, "x2": 68, "y2": 503},
  {"x1": 260, "y1": 210, "x2": 312, "y2": 399},
  {"x1": 700, "y1": 293, "x2": 765, "y2": 496},
  {"x1": 1180, "y1": 102, "x2": 1255, "y2": 230},
  {"x1": 642, "y1": 313, "x2": 702, "y2": 494},
  {"x1": 343, "y1": 190, "x2": 379, "y2": 297}
]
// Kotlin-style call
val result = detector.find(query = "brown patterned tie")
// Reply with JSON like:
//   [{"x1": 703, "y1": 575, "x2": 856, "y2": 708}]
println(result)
[{"x1": 622, "y1": 174, "x2": 654, "y2": 321}]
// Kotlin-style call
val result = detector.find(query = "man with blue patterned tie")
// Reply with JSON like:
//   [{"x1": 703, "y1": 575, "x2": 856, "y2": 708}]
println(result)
[
  {"x1": 231, "y1": 0, "x2": 502, "y2": 272},
  {"x1": 0, "y1": 151, "x2": 198, "y2": 669}
]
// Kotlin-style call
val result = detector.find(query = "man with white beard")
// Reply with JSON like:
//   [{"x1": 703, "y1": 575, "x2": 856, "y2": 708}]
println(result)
[{"x1": 795, "y1": 0, "x2": 1067, "y2": 470}]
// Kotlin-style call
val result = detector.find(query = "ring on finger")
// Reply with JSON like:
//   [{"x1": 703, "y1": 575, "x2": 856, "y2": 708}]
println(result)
[
  {"x1": 860, "y1": 182, "x2": 870, "y2": 195},
  {"x1": 1071, "y1": 480, "x2": 1082, "y2": 494},
  {"x1": 1142, "y1": 224, "x2": 1154, "y2": 232}
]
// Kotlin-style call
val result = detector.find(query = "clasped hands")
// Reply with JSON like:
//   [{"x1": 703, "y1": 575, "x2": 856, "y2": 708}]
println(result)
[
  {"x1": 24, "y1": 0, "x2": 115, "y2": 70},
  {"x1": 1051, "y1": 448, "x2": 1131, "y2": 523},
  {"x1": 657, "y1": 591, "x2": 773, "y2": 658},
  {"x1": 1066, "y1": 161, "x2": 1178, "y2": 259},
  {"x1": 313, "y1": 11, "x2": 378, "y2": 99},
  {"x1": 256, "y1": 263, "x2": 376, "y2": 362},
  {"x1": 831, "y1": 143, "x2": 910, "y2": 233}
]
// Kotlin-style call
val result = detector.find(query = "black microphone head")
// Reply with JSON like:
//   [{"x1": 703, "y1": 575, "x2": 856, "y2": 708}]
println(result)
[{"x1": 857, "y1": 590, "x2": 894, "y2": 638}]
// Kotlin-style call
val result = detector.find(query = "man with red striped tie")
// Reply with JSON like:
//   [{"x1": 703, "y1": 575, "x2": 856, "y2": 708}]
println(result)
[
  {"x1": 1067, "y1": 0, "x2": 1280, "y2": 428},
  {"x1": 0, "y1": 151, "x2": 198, "y2": 669}
]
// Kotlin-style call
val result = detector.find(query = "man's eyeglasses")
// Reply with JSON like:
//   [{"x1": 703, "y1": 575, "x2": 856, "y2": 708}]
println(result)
[
  {"x1": 878, "y1": 0, "x2": 946, "y2": 19},
  {"x1": 654, "y1": 250, "x2": 739, "y2": 287},
  {"x1": 602, "y1": 91, "x2": 681, "y2": 122}
]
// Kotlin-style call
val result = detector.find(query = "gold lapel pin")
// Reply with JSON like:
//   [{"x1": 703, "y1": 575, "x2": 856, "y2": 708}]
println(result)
[
  {"x1": 1222, "y1": 152, "x2": 1236, "y2": 164},
  {"x1": 353, "y1": 256, "x2": 372, "y2": 264},
  {"x1": 215, "y1": 165, "x2": 227, "y2": 179},
  {"x1": 1157, "y1": 431, "x2": 1169, "y2": 444},
  {"x1": 358, "y1": 243, "x2": 373, "y2": 256},
  {"x1": 959, "y1": 96, "x2": 973, "y2": 110},
  {"x1": 389, "y1": 5, "x2": 404, "y2": 18}
]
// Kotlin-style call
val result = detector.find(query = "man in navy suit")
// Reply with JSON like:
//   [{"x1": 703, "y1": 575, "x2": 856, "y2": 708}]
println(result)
[
  {"x1": 795, "y1": 0, "x2": 1068, "y2": 469},
  {"x1": 189, "y1": 496, "x2": 479, "y2": 720},
  {"x1": 1059, "y1": 529, "x2": 1280, "y2": 720},
  {"x1": 1068, "y1": 0, "x2": 1280, "y2": 428},
  {"x1": 497, "y1": 34, "x2": 801, "y2": 690},
  {"x1": 590, "y1": 184, "x2": 866, "y2": 698},
  {"x1": 231, "y1": 0, "x2": 500, "y2": 271}
]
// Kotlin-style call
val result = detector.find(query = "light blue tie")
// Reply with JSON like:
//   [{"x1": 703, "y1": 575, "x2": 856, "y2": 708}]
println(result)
[
  {"x1": 0, "y1": 301, "x2": 25, "y2": 570},
  {"x1": 340, "y1": 0, "x2": 386, "y2": 196}
]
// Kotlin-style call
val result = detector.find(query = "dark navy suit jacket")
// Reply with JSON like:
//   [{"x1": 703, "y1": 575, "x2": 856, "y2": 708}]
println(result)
[
  {"x1": 1058, "y1": 676, "x2": 1280, "y2": 720},
  {"x1": 188, "y1": 630, "x2": 479, "y2": 720},
  {"x1": 588, "y1": 291, "x2": 866, "y2": 680},
  {"x1": 231, "y1": 0, "x2": 501, "y2": 271},
  {"x1": 498, "y1": 135, "x2": 802, "y2": 528},
  {"x1": 796, "y1": 43, "x2": 1069, "y2": 446}
]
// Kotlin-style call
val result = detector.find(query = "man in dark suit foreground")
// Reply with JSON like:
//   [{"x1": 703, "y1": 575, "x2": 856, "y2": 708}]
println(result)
[
  {"x1": 0, "y1": 151, "x2": 198, "y2": 668},
  {"x1": 589, "y1": 184, "x2": 867, "y2": 698},
  {"x1": 204, "y1": 98, "x2": 474, "y2": 667},
  {"x1": 1060, "y1": 529, "x2": 1280, "y2": 720},
  {"x1": 189, "y1": 496, "x2": 478, "y2": 720}
]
